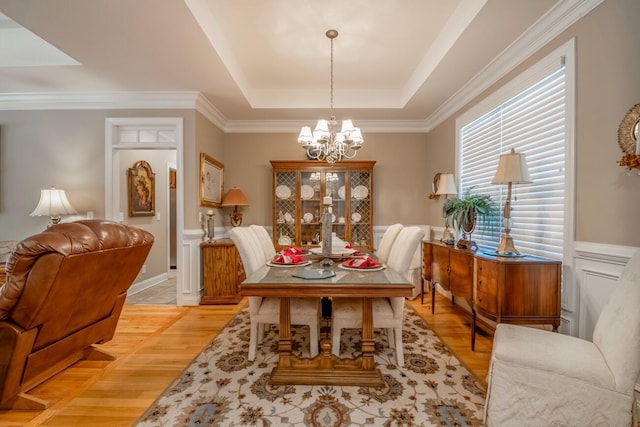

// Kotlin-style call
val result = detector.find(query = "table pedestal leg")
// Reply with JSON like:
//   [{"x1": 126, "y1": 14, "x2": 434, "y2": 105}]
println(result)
[{"x1": 269, "y1": 297, "x2": 384, "y2": 387}]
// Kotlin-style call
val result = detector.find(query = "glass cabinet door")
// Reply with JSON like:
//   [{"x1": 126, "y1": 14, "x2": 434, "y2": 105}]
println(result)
[
  {"x1": 349, "y1": 170, "x2": 372, "y2": 249},
  {"x1": 274, "y1": 170, "x2": 296, "y2": 247},
  {"x1": 323, "y1": 170, "x2": 347, "y2": 243},
  {"x1": 300, "y1": 170, "x2": 322, "y2": 247}
]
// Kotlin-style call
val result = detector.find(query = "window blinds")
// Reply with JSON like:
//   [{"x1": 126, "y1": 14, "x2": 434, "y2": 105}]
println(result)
[{"x1": 459, "y1": 67, "x2": 566, "y2": 260}]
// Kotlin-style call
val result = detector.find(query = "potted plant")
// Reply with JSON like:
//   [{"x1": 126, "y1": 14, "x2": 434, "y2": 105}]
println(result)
[{"x1": 443, "y1": 190, "x2": 497, "y2": 249}]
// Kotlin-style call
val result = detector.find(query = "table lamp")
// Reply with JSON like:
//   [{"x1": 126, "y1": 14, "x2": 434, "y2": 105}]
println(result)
[
  {"x1": 30, "y1": 186, "x2": 78, "y2": 227},
  {"x1": 491, "y1": 148, "x2": 532, "y2": 256},
  {"x1": 221, "y1": 187, "x2": 249, "y2": 227},
  {"x1": 435, "y1": 173, "x2": 457, "y2": 243}
]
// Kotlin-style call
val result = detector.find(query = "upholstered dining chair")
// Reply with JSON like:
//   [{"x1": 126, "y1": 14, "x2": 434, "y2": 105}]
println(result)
[
  {"x1": 250, "y1": 224, "x2": 277, "y2": 261},
  {"x1": 229, "y1": 226, "x2": 320, "y2": 361},
  {"x1": 331, "y1": 226, "x2": 425, "y2": 366},
  {"x1": 375, "y1": 223, "x2": 403, "y2": 264},
  {"x1": 484, "y1": 249, "x2": 640, "y2": 426}
]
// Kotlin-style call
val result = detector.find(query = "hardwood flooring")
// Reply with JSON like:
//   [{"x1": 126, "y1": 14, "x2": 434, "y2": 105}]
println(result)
[{"x1": 0, "y1": 292, "x2": 492, "y2": 426}]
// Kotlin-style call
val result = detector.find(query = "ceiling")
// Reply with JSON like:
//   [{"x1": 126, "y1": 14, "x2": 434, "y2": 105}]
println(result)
[{"x1": 0, "y1": 0, "x2": 582, "y2": 132}]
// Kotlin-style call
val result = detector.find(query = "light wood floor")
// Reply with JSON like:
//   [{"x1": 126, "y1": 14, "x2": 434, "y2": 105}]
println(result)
[{"x1": 0, "y1": 292, "x2": 493, "y2": 427}]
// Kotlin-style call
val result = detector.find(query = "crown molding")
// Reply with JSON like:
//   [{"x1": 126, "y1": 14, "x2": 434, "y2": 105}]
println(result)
[
  {"x1": 423, "y1": 0, "x2": 604, "y2": 132},
  {"x1": 0, "y1": 91, "x2": 203, "y2": 111},
  {"x1": 222, "y1": 119, "x2": 431, "y2": 134},
  {"x1": 0, "y1": 0, "x2": 604, "y2": 134}
]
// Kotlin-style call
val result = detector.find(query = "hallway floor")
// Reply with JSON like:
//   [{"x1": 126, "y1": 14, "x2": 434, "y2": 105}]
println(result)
[{"x1": 125, "y1": 270, "x2": 177, "y2": 305}]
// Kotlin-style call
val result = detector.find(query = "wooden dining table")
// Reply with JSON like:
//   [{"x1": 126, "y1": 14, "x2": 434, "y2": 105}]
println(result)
[{"x1": 240, "y1": 258, "x2": 413, "y2": 387}]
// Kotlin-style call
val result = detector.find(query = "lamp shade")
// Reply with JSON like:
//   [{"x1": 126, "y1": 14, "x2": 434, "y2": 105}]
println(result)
[
  {"x1": 436, "y1": 173, "x2": 458, "y2": 195},
  {"x1": 221, "y1": 188, "x2": 249, "y2": 207},
  {"x1": 491, "y1": 148, "x2": 532, "y2": 184},
  {"x1": 30, "y1": 187, "x2": 78, "y2": 217}
]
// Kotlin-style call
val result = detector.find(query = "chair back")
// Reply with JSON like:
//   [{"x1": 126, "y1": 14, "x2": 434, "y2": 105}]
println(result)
[
  {"x1": 250, "y1": 225, "x2": 277, "y2": 261},
  {"x1": 592, "y1": 249, "x2": 640, "y2": 393},
  {"x1": 386, "y1": 226, "x2": 425, "y2": 276},
  {"x1": 229, "y1": 227, "x2": 265, "y2": 276},
  {"x1": 377, "y1": 223, "x2": 403, "y2": 264}
]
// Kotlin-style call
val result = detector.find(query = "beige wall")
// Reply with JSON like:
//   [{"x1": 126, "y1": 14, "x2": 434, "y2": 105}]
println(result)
[
  {"x1": 424, "y1": 0, "x2": 640, "y2": 246},
  {"x1": 222, "y1": 132, "x2": 430, "y2": 228},
  {"x1": 119, "y1": 149, "x2": 176, "y2": 278},
  {"x1": 0, "y1": 109, "x2": 197, "y2": 282}
]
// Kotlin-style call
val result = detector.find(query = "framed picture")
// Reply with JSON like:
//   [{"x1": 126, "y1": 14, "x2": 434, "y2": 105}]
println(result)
[
  {"x1": 128, "y1": 160, "x2": 155, "y2": 217},
  {"x1": 200, "y1": 153, "x2": 224, "y2": 207}
]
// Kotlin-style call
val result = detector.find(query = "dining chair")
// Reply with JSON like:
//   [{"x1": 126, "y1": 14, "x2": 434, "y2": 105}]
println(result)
[
  {"x1": 331, "y1": 226, "x2": 425, "y2": 366},
  {"x1": 483, "y1": 249, "x2": 640, "y2": 426},
  {"x1": 250, "y1": 224, "x2": 277, "y2": 261},
  {"x1": 375, "y1": 223, "x2": 403, "y2": 263},
  {"x1": 230, "y1": 226, "x2": 320, "y2": 361}
]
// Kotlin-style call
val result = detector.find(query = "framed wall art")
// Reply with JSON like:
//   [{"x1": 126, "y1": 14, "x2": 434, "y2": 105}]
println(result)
[
  {"x1": 200, "y1": 153, "x2": 224, "y2": 207},
  {"x1": 128, "y1": 160, "x2": 155, "y2": 217}
]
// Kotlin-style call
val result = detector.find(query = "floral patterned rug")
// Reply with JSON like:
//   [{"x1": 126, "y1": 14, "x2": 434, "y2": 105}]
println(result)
[{"x1": 135, "y1": 305, "x2": 486, "y2": 426}]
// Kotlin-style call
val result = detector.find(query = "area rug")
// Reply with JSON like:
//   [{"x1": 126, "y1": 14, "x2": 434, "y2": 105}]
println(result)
[{"x1": 135, "y1": 305, "x2": 486, "y2": 426}]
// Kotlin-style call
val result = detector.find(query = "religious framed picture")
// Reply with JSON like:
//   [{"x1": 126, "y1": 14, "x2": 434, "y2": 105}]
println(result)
[
  {"x1": 200, "y1": 153, "x2": 224, "y2": 207},
  {"x1": 128, "y1": 160, "x2": 156, "y2": 217}
]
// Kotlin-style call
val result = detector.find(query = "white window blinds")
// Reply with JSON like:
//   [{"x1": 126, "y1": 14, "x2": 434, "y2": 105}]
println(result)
[{"x1": 458, "y1": 66, "x2": 566, "y2": 260}]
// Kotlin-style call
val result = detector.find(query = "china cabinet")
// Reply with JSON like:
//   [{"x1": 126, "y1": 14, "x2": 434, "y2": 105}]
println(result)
[{"x1": 271, "y1": 160, "x2": 375, "y2": 252}]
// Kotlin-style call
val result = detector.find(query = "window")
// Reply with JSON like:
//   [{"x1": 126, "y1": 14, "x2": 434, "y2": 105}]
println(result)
[{"x1": 456, "y1": 40, "x2": 574, "y2": 262}]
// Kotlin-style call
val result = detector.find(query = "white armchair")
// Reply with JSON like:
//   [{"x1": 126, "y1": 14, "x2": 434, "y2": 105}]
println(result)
[
  {"x1": 483, "y1": 249, "x2": 640, "y2": 426},
  {"x1": 331, "y1": 226, "x2": 425, "y2": 366},
  {"x1": 229, "y1": 226, "x2": 320, "y2": 361}
]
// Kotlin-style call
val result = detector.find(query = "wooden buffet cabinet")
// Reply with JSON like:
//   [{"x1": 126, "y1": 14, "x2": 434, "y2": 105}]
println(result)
[
  {"x1": 423, "y1": 240, "x2": 561, "y2": 349},
  {"x1": 200, "y1": 240, "x2": 245, "y2": 304}
]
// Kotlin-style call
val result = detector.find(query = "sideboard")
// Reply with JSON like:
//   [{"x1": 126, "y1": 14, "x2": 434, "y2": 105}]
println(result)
[
  {"x1": 423, "y1": 240, "x2": 562, "y2": 350},
  {"x1": 200, "y1": 240, "x2": 245, "y2": 304}
]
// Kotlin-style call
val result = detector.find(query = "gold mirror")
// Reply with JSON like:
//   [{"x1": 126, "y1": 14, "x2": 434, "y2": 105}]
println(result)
[{"x1": 617, "y1": 103, "x2": 640, "y2": 170}]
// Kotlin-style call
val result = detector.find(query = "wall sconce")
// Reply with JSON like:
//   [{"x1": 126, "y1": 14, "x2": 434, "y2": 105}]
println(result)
[
  {"x1": 221, "y1": 187, "x2": 249, "y2": 227},
  {"x1": 492, "y1": 148, "x2": 532, "y2": 256},
  {"x1": 30, "y1": 186, "x2": 78, "y2": 227},
  {"x1": 433, "y1": 173, "x2": 458, "y2": 243}
]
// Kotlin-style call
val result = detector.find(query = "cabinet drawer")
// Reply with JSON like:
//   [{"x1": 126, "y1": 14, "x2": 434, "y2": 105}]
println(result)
[
  {"x1": 476, "y1": 259, "x2": 499, "y2": 296},
  {"x1": 475, "y1": 289, "x2": 497, "y2": 314}
]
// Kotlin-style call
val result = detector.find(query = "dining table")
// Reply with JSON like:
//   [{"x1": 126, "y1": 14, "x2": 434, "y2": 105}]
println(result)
[{"x1": 240, "y1": 255, "x2": 413, "y2": 388}]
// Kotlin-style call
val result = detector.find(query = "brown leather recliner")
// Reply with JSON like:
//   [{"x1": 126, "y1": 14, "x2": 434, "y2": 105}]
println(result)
[{"x1": 0, "y1": 220, "x2": 153, "y2": 410}]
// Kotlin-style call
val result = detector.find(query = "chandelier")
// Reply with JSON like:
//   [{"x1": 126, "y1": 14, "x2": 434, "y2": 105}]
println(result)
[{"x1": 297, "y1": 29, "x2": 364, "y2": 164}]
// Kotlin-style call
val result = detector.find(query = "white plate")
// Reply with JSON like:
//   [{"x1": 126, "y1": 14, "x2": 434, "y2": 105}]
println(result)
[
  {"x1": 283, "y1": 212, "x2": 293, "y2": 223},
  {"x1": 303, "y1": 212, "x2": 314, "y2": 223},
  {"x1": 276, "y1": 185, "x2": 291, "y2": 199},
  {"x1": 267, "y1": 260, "x2": 312, "y2": 268},
  {"x1": 339, "y1": 264, "x2": 386, "y2": 272},
  {"x1": 301, "y1": 185, "x2": 314, "y2": 200},
  {"x1": 278, "y1": 235, "x2": 292, "y2": 246},
  {"x1": 338, "y1": 185, "x2": 346, "y2": 199},
  {"x1": 353, "y1": 185, "x2": 369, "y2": 200},
  {"x1": 332, "y1": 213, "x2": 337, "y2": 223},
  {"x1": 352, "y1": 212, "x2": 362, "y2": 223}
]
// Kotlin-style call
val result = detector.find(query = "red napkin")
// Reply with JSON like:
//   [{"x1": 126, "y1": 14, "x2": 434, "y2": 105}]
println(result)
[
  {"x1": 352, "y1": 250, "x2": 366, "y2": 256},
  {"x1": 272, "y1": 253, "x2": 305, "y2": 264},
  {"x1": 284, "y1": 246, "x2": 306, "y2": 255},
  {"x1": 345, "y1": 242, "x2": 353, "y2": 249},
  {"x1": 344, "y1": 257, "x2": 381, "y2": 268}
]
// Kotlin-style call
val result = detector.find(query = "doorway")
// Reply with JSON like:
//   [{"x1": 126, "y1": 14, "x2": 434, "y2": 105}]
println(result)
[{"x1": 105, "y1": 118, "x2": 184, "y2": 305}]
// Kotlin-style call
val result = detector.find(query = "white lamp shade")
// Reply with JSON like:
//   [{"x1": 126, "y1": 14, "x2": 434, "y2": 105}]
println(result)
[
  {"x1": 436, "y1": 173, "x2": 457, "y2": 195},
  {"x1": 340, "y1": 119, "x2": 355, "y2": 133},
  {"x1": 350, "y1": 128, "x2": 363, "y2": 144},
  {"x1": 314, "y1": 119, "x2": 329, "y2": 133},
  {"x1": 30, "y1": 187, "x2": 78, "y2": 217},
  {"x1": 297, "y1": 126, "x2": 313, "y2": 145},
  {"x1": 492, "y1": 149, "x2": 532, "y2": 184}
]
